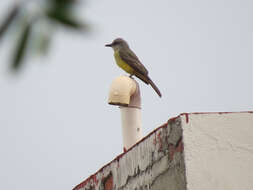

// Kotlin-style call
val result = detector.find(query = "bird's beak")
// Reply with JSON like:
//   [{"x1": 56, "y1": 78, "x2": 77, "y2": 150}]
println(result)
[{"x1": 105, "y1": 43, "x2": 112, "y2": 47}]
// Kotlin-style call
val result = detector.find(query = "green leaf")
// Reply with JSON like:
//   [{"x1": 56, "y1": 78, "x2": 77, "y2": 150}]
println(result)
[
  {"x1": 46, "y1": 9, "x2": 83, "y2": 30},
  {"x1": 48, "y1": 0, "x2": 77, "y2": 8},
  {"x1": 11, "y1": 21, "x2": 32, "y2": 70},
  {"x1": 0, "y1": 4, "x2": 20, "y2": 41},
  {"x1": 47, "y1": 0, "x2": 77, "y2": 16}
]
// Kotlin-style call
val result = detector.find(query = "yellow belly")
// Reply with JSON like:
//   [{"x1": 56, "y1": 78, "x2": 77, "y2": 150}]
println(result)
[{"x1": 114, "y1": 51, "x2": 134, "y2": 74}]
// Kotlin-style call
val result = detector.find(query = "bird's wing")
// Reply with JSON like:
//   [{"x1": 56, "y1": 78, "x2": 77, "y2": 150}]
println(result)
[{"x1": 119, "y1": 49, "x2": 149, "y2": 75}]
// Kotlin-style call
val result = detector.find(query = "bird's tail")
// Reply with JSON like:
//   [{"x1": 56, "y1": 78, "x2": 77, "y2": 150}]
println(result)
[
  {"x1": 148, "y1": 77, "x2": 162, "y2": 97},
  {"x1": 134, "y1": 71, "x2": 162, "y2": 97}
]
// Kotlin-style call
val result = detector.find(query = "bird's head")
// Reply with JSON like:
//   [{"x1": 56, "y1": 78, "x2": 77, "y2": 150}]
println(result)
[{"x1": 105, "y1": 38, "x2": 129, "y2": 51}]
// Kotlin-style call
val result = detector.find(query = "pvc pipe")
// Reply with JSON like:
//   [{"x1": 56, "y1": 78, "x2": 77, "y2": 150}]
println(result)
[
  {"x1": 108, "y1": 75, "x2": 143, "y2": 151},
  {"x1": 120, "y1": 107, "x2": 143, "y2": 151}
]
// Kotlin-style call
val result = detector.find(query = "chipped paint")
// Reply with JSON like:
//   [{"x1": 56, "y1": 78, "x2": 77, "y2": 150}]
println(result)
[
  {"x1": 157, "y1": 131, "x2": 163, "y2": 151},
  {"x1": 104, "y1": 174, "x2": 113, "y2": 190},
  {"x1": 73, "y1": 114, "x2": 185, "y2": 190},
  {"x1": 169, "y1": 138, "x2": 184, "y2": 160}
]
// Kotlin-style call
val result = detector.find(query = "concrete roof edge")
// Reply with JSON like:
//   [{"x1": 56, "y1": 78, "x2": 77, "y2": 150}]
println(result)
[{"x1": 73, "y1": 110, "x2": 253, "y2": 190}]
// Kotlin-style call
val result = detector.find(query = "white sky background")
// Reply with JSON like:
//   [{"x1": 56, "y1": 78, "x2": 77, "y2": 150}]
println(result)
[{"x1": 0, "y1": 0, "x2": 252, "y2": 189}]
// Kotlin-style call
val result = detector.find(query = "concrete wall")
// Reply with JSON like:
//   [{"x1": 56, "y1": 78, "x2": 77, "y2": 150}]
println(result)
[
  {"x1": 73, "y1": 111, "x2": 253, "y2": 190},
  {"x1": 182, "y1": 112, "x2": 253, "y2": 190},
  {"x1": 73, "y1": 118, "x2": 186, "y2": 190}
]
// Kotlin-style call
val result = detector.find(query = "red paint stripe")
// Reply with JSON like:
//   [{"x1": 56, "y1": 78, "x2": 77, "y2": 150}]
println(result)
[
  {"x1": 180, "y1": 113, "x2": 189, "y2": 123},
  {"x1": 186, "y1": 114, "x2": 189, "y2": 123}
]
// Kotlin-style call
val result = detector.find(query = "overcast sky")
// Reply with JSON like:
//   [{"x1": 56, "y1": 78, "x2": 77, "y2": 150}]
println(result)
[{"x1": 0, "y1": 0, "x2": 252, "y2": 190}]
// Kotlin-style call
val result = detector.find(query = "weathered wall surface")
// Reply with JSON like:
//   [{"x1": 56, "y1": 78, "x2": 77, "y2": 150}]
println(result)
[
  {"x1": 73, "y1": 111, "x2": 253, "y2": 190},
  {"x1": 73, "y1": 118, "x2": 186, "y2": 190},
  {"x1": 182, "y1": 112, "x2": 253, "y2": 190}
]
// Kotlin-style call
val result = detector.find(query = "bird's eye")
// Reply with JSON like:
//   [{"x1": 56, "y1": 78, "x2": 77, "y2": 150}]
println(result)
[{"x1": 113, "y1": 41, "x2": 119, "y2": 45}]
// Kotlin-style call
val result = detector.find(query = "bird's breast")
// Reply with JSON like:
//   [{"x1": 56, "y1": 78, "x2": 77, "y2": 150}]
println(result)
[{"x1": 114, "y1": 51, "x2": 134, "y2": 74}]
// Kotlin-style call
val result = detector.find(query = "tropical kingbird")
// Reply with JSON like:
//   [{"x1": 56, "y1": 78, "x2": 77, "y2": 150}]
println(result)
[{"x1": 105, "y1": 38, "x2": 162, "y2": 97}]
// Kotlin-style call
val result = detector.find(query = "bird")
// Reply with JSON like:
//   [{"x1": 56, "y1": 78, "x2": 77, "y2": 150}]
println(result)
[{"x1": 105, "y1": 38, "x2": 161, "y2": 97}]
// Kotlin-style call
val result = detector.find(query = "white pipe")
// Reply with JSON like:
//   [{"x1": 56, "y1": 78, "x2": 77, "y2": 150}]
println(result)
[
  {"x1": 120, "y1": 107, "x2": 143, "y2": 151},
  {"x1": 108, "y1": 76, "x2": 143, "y2": 151}
]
